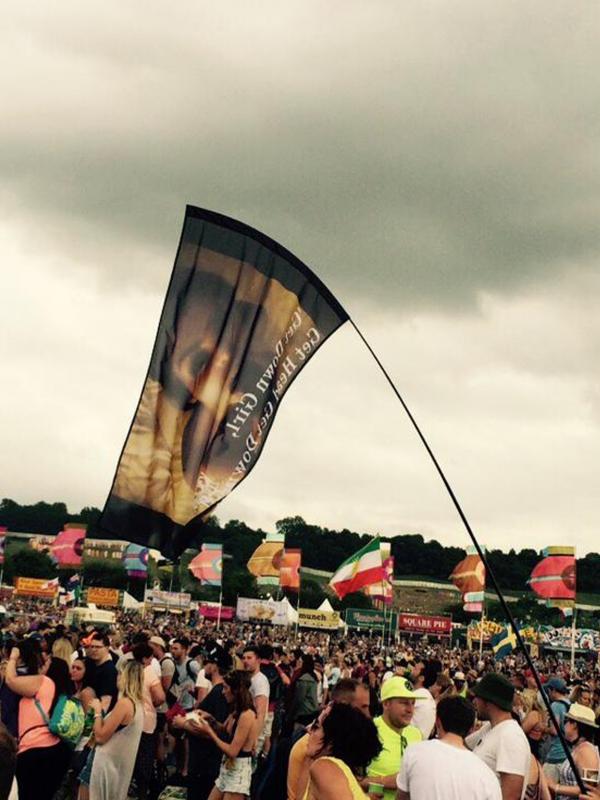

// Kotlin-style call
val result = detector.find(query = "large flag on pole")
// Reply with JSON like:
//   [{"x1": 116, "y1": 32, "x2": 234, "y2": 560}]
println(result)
[
  {"x1": 189, "y1": 543, "x2": 223, "y2": 586},
  {"x1": 279, "y1": 549, "x2": 301, "y2": 591},
  {"x1": 529, "y1": 546, "x2": 576, "y2": 602},
  {"x1": 51, "y1": 525, "x2": 86, "y2": 568},
  {"x1": 329, "y1": 538, "x2": 385, "y2": 599},
  {"x1": 99, "y1": 207, "x2": 348, "y2": 558}
]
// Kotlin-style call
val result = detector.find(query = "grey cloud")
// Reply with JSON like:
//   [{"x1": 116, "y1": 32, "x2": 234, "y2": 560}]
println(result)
[{"x1": 2, "y1": 1, "x2": 600, "y2": 311}]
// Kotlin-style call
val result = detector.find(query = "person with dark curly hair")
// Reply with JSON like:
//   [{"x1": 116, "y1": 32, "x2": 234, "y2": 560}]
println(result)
[{"x1": 303, "y1": 703, "x2": 382, "y2": 800}]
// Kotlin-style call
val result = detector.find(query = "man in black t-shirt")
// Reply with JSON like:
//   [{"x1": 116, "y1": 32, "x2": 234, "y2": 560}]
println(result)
[
  {"x1": 173, "y1": 647, "x2": 231, "y2": 800},
  {"x1": 85, "y1": 631, "x2": 118, "y2": 712}
]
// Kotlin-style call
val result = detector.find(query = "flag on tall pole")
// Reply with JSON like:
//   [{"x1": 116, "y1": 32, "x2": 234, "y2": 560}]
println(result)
[
  {"x1": 51, "y1": 525, "x2": 86, "y2": 568},
  {"x1": 189, "y1": 543, "x2": 223, "y2": 586},
  {"x1": 450, "y1": 546, "x2": 486, "y2": 613},
  {"x1": 364, "y1": 542, "x2": 393, "y2": 605},
  {"x1": 279, "y1": 549, "x2": 301, "y2": 591},
  {"x1": 248, "y1": 532, "x2": 285, "y2": 587},
  {"x1": 99, "y1": 206, "x2": 349, "y2": 559},
  {"x1": 529, "y1": 546, "x2": 576, "y2": 602},
  {"x1": 67, "y1": 573, "x2": 82, "y2": 604},
  {"x1": 491, "y1": 626, "x2": 518, "y2": 659},
  {"x1": 329, "y1": 538, "x2": 385, "y2": 599},
  {"x1": 123, "y1": 543, "x2": 149, "y2": 578}
]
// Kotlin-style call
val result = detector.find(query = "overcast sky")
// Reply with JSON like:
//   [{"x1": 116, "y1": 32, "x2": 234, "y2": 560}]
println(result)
[{"x1": 2, "y1": 1, "x2": 600, "y2": 556}]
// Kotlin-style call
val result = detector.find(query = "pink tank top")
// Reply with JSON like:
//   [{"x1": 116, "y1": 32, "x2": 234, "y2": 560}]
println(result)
[{"x1": 18, "y1": 675, "x2": 60, "y2": 753}]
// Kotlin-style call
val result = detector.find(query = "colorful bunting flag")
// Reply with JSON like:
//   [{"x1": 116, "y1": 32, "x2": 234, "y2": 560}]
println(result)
[
  {"x1": 189, "y1": 543, "x2": 223, "y2": 586},
  {"x1": 123, "y1": 543, "x2": 149, "y2": 578},
  {"x1": 329, "y1": 538, "x2": 385, "y2": 599},
  {"x1": 100, "y1": 206, "x2": 349, "y2": 559}
]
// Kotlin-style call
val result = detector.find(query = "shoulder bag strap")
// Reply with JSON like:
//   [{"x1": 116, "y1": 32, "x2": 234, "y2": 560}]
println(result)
[{"x1": 18, "y1": 696, "x2": 50, "y2": 744}]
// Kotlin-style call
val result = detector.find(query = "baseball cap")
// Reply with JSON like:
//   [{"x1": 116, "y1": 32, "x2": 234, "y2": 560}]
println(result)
[
  {"x1": 454, "y1": 671, "x2": 466, "y2": 681},
  {"x1": 381, "y1": 676, "x2": 420, "y2": 702},
  {"x1": 149, "y1": 635, "x2": 166, "y2": 649},
  {"x1": 205, "y1": 646, "x2": 232, "y2": 673},
  {"x1": 546, "y1": 677, "x2": 567, "y2": 693}
]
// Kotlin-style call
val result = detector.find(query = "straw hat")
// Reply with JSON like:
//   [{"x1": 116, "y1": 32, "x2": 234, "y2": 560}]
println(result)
[{"x1": 566, "y1": 702, "x2": 599, "y2": 729}]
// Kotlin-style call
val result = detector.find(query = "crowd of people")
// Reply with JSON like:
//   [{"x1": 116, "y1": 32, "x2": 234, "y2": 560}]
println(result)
[{"x1": 1, "y1": 598, "x2": 600, "y2": 800}]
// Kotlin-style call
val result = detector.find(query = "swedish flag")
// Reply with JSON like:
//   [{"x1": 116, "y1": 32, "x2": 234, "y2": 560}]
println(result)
[{"x1": 491, "y1": 626, "x2": 518, "y2": 659}]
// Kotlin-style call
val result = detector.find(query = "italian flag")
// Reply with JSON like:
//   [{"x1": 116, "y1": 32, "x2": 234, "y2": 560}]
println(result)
[{"x1": 329, "y1": 538, "x2": 386, "y2": 599}]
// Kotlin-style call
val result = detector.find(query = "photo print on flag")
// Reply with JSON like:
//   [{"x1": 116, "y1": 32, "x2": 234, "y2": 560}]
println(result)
[{"x1": 100, "y1": 207, "x2": 348, "y2": 558}]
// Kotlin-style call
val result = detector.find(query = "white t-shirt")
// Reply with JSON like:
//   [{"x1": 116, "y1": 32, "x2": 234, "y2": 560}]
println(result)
[
  {"x1": 195, "y1": 667, "x2": 211, "y2": 691},
  {"x1": 397, "y1": 739, "x2": 502, "y2": 800},
  {"x1": 316, "y1": 672, "x2": 329, "y2": 705},
  {"x1": 466, "y1": 720, "x2": 531, "y2": 799},
  {"x1": 411, "y1": 687, "x2": 437, "y2": 740},
  {"x1": 250, "y1": 670, "x2": 270, "y2": 701}
]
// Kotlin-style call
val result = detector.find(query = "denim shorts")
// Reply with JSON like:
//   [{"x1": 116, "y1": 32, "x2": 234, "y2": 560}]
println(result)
[{"x1": 215, "y1": 756, "x2": 252, "y2": 795}]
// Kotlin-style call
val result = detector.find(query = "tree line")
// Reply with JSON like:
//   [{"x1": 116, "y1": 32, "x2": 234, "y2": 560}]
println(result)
[{"x1": 2, "y1": 497, "x2": 599, "y2": 598}]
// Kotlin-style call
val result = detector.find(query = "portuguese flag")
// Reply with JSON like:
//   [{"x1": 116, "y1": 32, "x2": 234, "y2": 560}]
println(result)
[{"x1": 329, "y1": 538, "x2": 386, "y2": 599}]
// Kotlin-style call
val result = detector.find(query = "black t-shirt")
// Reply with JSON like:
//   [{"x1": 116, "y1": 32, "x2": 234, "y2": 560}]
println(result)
[
  {"x1": 188, "y1": 683, "x2": 230, "y2": 775},
  {"x1": 90, "y1": 658, "x2": 118, "y2": 711}
]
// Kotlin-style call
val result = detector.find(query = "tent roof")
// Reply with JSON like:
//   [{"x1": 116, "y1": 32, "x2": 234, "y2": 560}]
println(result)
[{"x1": 318, "y1": 598, "x2": 335, "y2": 613}]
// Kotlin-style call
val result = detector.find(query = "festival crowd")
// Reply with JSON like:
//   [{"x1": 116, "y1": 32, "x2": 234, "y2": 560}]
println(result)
[{"x1": 1, "y1": 600, "x2": 600, "y2": 800}]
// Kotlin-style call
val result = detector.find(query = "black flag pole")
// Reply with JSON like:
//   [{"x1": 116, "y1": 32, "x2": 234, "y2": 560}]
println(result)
[{"x1": 350, "y1": 318, "x2": 585, "y2": 793}]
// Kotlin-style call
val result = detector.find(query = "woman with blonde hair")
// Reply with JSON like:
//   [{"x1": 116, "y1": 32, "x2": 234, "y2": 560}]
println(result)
[
  {"x1": 521, "y1": 691, "x2": 548, "y2": 760},
  {"x1": 79, "y1": 659, "x2": 144, "y2": 800},
  {"x1": 52, "y1": 636, "x2": 75, "y2": 666}
]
